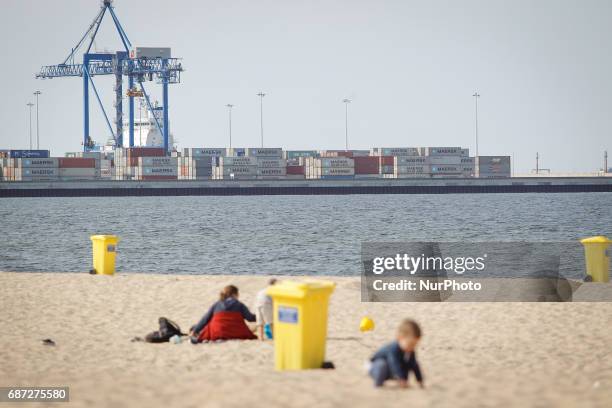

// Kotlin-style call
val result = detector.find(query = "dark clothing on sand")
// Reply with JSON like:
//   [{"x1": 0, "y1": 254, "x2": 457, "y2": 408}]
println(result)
[
  {"x1": 192, "y1": 298, "x2": 256, "y2": 334},
  {"x1": 369, "y1": 341, "x2": 423, "y2": 386}
]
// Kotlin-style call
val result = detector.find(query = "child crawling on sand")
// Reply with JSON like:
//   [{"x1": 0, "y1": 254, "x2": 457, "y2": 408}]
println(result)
[{"x1": 368, "y1": 319, "x2": 424, "y2": 388}]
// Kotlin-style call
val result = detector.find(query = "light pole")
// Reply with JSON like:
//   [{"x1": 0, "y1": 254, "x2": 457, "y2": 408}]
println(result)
[
  {"x1": 26, "y1": 102, "x2": 34, "y2": 150},
  {"x1": 472, "y1": 92, "x2": 480, "y2": 157},
  {"x1": 257, "y1": 92, "x2": 265, "y2": 148},
  {"x1": 226, "y1": 104, "x2": 234, "y2": 149},
  {"x1": 343, "y1": 98, "x2": 351, "y2": 151},
  {"x1": 33, "y1": 90, "x2": 41, "y2": 149}
]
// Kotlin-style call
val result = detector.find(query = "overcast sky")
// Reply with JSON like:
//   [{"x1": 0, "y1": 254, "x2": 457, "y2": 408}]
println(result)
[{"x1": 1, "y1": 0, "x2": 611, "y2": 172}]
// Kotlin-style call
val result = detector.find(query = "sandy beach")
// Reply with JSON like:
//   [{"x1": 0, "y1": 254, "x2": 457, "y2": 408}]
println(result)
[{"x1": 1, "y1": 271, "x2": 612, "y2": 408}]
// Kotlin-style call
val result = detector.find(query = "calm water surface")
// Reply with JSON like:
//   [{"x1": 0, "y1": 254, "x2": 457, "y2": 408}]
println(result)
[{"x1": 1, "y1": 193, "x2": 610, "y2": 275}]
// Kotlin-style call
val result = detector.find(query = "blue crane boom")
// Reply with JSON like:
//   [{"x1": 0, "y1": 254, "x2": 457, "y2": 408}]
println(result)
[{"x1": 35, "y1": 0, "x2": 184, "y2": 152}]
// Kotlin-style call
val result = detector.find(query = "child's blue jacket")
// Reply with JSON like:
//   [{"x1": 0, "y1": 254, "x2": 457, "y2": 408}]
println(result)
[{"x1": 370, "y1": 341, "x2": 423, "y2": 382}]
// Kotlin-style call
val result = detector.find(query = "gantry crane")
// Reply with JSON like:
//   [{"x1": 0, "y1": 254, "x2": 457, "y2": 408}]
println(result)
[{"x1": 35, "y1": 0, "x2": 184, "y2": 152}]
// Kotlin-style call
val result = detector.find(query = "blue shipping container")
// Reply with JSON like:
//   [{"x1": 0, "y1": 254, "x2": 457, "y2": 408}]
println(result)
[{"x1": 10, "y1": 150, "x2": 50, "y2": 158}]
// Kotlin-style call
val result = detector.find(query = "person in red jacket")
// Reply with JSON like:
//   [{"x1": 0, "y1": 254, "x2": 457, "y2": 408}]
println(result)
[{"x1": 190, "y1": 285, "x2": 257, "y2": 342}]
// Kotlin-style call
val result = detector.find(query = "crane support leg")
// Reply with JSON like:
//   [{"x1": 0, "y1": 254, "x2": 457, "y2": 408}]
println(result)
[
  {"x1": 115, "y1": 60, "x2": 123, "y2": 147},
  {"x1": 83, "y1": 58, "x2": 90, "y2": 151},
  {"x1": 163, "y1": 58, "x2": 169, "y2": 152},
  {"x1": 129, "y1": 75, "x2": 134, "y2": 147}
]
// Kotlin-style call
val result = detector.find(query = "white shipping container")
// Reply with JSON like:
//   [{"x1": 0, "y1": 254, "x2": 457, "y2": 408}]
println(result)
[
  {"x1": 394, "y1": 165, "x2": 430, "y2": 174},
  {"x1": 183, "y1": 148, "x2": 227, "y2": 157},
  {"x1": 217, "y1": 166, "x2": 258, "y2": 176},
  {"x1": 257, "y1": 158, "x2": 287, "y2": 168},
  {"x1": 312, "y1": 167, "x2": 355, "y2": 176},
  {"x1": 425, "y1": 156, "x2": 463, "y2": 165},
  {"x1": 371, "y1": 147, "x2": 421, "y2": 156},
  {"x1": 395, "y1": 156, "x2": 427, "y2": 165},
  {"x1": 135, "y1": 166, "x2": 178, "y2": 176},
  {"x1": 430, "y1": 165, "x2": 462, "y2": 174},
  {"x1": 58, "y1": 168, "x2": 100, "y2": 177},
  {"x1": 422, "y1": 147, "x2": 466, "y2": 156},
  {"x1": 257, "y1": 167, "x2": 286, "y2": 176},
  {"x1": 310, "y1": 157, "x2": 354, "y2": 168},
  {"x1": 219, "y1": 156, "x2": 257, "y2": 166},
  {"x1": 15, "y1": 168, "x2": 58, "y2": 177},
  {"x1": 246, "y1": 148, "x2": 283, "y2": 158},
  {"x1": 138, "y1": 157, "x2": 178, "y2": 167},
  {"x1": 17, "y1": 158, "x2": 59, "y2": 168}
]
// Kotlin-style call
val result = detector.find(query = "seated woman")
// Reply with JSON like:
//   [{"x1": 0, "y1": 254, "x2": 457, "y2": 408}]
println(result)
[{"x1": 190, "y1": 285, "x2": 257, "y2": 342}]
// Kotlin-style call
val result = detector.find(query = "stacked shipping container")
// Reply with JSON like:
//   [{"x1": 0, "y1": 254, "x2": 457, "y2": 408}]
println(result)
[
  {"x1": 114, "y1": 147, "x2": 169, "y2": 180},
  {"x1": 0, "y1": 147, "x2": 512, "y2": 182},
  {"x1": 1, "y1": 157, "x2": 99, "y2": 181},
  {"x1": 214, "y1": 156, "x2": 258, "y2": 179},
  {"x1": 475, "y1": 156, "x2": 511, "y2": 178},
  {"x1": 247, "y1": 148, "x2": 285, "y2": 179},
  {"x1": 305, "y1": 157, "x2": 355, "y2": 179}
]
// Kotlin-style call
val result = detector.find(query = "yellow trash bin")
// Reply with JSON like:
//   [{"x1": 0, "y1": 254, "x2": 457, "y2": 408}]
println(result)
[
  {"x1": 90, "y1": 235, "x2": 120, "y2": 275},
  {"x1": 267, "y1": 280, "x2": 335, "y2": 370},
  {"x1": 580, "y1": 236, "x2": 612, "y2": 283}
]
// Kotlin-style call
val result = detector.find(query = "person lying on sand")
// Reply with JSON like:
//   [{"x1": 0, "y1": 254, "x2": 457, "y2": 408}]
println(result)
[
  {"x1": 368, "y1": 319, "x2": 424, "y2": 388},
  {"x1": 189, "y1": 285, "x2": 258, "y2": 342}
]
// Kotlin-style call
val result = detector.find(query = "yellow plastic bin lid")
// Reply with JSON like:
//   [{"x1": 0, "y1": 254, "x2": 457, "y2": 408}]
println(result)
[
  {"x1": 267, "y1": 280, "x2": 335, "y2": 299},
  {"x1": 90, "y1": 235, "x2": 120, "y2": 242},
  {"x1": 580, "y1": 236, "x2": 612, "y2": 244}
]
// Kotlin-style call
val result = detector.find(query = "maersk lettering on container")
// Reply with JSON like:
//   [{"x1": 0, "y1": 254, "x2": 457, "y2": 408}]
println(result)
[
  {"x1": 321, "y1": 167, "x2": 354, "y2": 176},
  {"x1": 138, "y1": 157, "x2": 178, "y2": 167},
  {"x1": 20, "y1": 168, "x2": 58, "y2": 176},
  {"x1": 246, "y1": 148, "x2": 283, "y2": 158},
  {"x1": 257, "y1": 167, "x2": 287, "y2": 176},
  {"x1": 372, "y1": 147, "x2": 420, "y2": 156},
  {"x1": 257, "y1": 159, "x2": 286, "y2": 168},
  {"x1": 220, "y1": 166, "x2": 258, "y2": 175},
  {"x1": 143, "y1": 167, "x2": 178, "y2": 175},
  {"x1": 183, "y1": 148, "x2": 227, "y2": 157},
  {"x1": 219, "y1": 156, "x2": 257, "y2": 166},
  {"x1": 317, "y1": 157, "x2": 354, "y2": 168},
  {"x1": 17, "y1": 158, "x2": 59, "y2": 168}
]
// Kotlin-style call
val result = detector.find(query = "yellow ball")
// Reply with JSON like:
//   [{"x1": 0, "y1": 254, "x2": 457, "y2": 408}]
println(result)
[{"x1": 360, "y1": 317, "x2": 375, "y2": 332}]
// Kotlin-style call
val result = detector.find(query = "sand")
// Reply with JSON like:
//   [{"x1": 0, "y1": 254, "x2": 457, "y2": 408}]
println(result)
[{"x1": 1, "y1": 271, "x2": 612, "y2": 408}]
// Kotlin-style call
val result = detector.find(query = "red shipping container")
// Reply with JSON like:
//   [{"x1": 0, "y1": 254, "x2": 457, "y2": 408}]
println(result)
[
  {"x1": 126, "y1": 147, "x2": 165, "y2": 158},
  {"x1": 379, "y1": 156, "x2": 394, "y2": 166},
  {"x1": 58, "y1": 158, "x2": 96, "y2": 168},
  {"x1": 286, "y1": 165, "x2": 305, "y2": 175},
  {"x1": 354, "y1": 157, "x2": 380, "y2": 174},
  {"x1": 336, "y1": 151, "x2": 353, "y2": 158}
]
